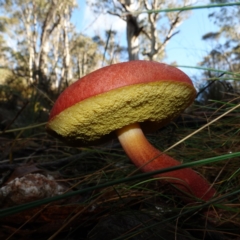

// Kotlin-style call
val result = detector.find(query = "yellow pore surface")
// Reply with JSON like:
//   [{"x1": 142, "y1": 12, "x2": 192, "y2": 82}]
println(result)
[{"x1": 48, "y1": 81, "x2": 195, "y2": 144}]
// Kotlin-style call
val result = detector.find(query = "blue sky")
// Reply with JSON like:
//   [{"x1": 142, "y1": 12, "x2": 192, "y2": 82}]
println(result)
[{"x1": 72, "y1": 1, "x2": 220, "y2": 80}]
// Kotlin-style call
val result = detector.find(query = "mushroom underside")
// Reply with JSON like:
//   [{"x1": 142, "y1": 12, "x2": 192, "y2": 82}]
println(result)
[{"x1": 47, "y1": 81, "x2": 195, "y2": 145}]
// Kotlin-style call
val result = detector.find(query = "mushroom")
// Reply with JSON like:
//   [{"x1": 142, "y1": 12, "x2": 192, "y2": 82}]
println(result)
[{"x1": 47, "y1": 61, "x2": 215, "y2": 201}]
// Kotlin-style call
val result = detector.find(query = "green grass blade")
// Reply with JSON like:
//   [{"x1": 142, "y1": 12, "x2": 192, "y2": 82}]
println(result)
[
  {"x1": 134, "y1": 2, "x2": 240, "y2": 14},
  {"x1": 0, "y1": 151, "x2": 239, "y2": 218},
  {"x1": 176, "y1": 65, "x2": 240, "y2": 77}
]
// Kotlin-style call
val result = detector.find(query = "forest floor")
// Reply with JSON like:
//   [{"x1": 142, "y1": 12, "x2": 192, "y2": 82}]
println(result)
[{"x1": 0, "y1": 99, "x2": 240, "y2": 240}]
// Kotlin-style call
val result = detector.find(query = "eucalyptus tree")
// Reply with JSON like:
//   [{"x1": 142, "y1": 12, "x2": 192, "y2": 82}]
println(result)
[
  {"x1": 202, "y1": 1, "x2": 240, "y2": 72},
  {"x1": 0, "y1": 16, "x2": 8, "y2": 67},
  {"x1": 198, "y1": 1, "x2": 240, "y2": 103},
  {"x1": 88, "y1": 0, "x2": 192, "y2": 61},
  {"x1": 70, "y1": 34, "x2": 102, "y2": 81},
  {"x1": 98, "y1": 30, "x2": 127, "y2": 65},
  {"x1": 0, "y1": 0, "x2": 77, "y2": 94}
]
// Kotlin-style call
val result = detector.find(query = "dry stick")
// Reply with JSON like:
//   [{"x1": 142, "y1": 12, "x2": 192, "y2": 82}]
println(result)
[
  {"x1": 0, "y1": 122, "x2": 46, "y2": 134},
  {"x1": 210, "y1": 96, "x2": 240, "y2": 118}
]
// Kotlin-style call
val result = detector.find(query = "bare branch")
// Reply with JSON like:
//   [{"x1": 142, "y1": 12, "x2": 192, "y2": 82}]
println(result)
[
  {"x1": 157, "y1": 30, "x2": 180, "y2": 53},
  {"x1": 107, "y1": 10, "x2": 124, "y2": 20},
  {"x1": 143, "y1": 0, "x2": 151, "y2": 11},
  {"x1": 142, "y1": 5, "x2": 183, "y2": 60},
  {"x1": 141, "y1": 28, "x2": 151, "y2": 41},
  {"x1": 158, "y1": 13, "x2": 182, "y2": 52}
]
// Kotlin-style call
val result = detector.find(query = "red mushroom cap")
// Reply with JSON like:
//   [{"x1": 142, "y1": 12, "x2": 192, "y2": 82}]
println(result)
[{"x1": 47, "y1": 60, "x2": 196, "y2": 145}]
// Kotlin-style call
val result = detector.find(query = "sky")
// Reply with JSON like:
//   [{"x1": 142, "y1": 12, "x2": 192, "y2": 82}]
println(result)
[{"x1": 71, "y1": 1, "x2": 220, "y2": 82}]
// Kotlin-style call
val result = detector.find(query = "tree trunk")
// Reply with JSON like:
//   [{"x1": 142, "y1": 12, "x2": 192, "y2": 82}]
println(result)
[
  {"x1": 126, "y1": 14, "x2": 142, "y2": 61},
  {"x1": 61, "y1": 7, "x2": 72, "y2": 88}
]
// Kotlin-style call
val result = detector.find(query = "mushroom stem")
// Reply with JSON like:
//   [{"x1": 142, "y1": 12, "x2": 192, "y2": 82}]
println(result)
[{"x1": 116, "y1": 122, "x2": 215, "y2": 201}]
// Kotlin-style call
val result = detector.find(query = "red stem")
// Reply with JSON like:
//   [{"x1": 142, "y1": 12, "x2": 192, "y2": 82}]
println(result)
[{"x1": 116, "y1": 123, "x2": 216, "y2": 201}]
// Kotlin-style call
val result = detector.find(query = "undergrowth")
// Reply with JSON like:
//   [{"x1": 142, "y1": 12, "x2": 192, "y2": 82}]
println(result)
[{"x1": 0, "y1": 87, "x2": 240, "y2": 239}]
